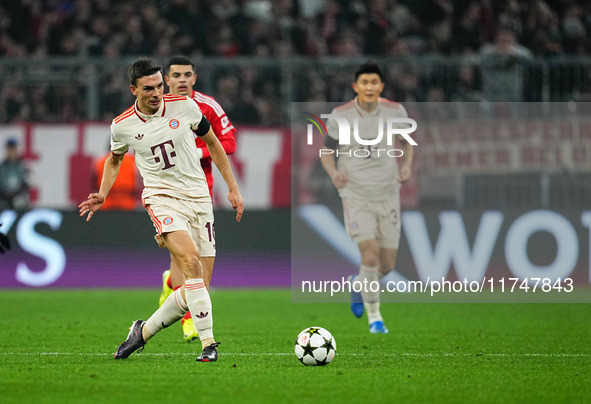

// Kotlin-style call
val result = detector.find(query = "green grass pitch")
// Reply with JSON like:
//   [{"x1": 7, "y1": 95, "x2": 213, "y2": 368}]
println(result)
[{"x1": 0, "y1": 289, "x2": 590, "y2": 403}]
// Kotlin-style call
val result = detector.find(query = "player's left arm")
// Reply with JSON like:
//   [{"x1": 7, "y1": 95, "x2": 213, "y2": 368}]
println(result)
[
  {"x1": 200, "y1": 128, "x2": 243, "y2": 222},
  {"x1": 397, "y1": 138, "x2": 413, "y2": 183}
]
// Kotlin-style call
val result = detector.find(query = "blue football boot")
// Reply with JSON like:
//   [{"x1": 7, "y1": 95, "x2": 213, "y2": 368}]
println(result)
[{"x1": 347, "y1": 274, "x2": 364, "y2": 318}]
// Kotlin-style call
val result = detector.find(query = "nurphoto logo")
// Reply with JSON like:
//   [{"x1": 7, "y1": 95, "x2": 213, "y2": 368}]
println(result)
[{"x1": 305, "y1": 112, "x2": 418, "y2": 158}]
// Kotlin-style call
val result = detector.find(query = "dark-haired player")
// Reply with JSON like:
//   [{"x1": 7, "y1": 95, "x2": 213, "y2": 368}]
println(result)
[
  {"x1": 79, "y1": 57, "x2": 243, "y2": 361},
  {"x1": 320, "y1": 61, "x2": 414, "y2": 334}
]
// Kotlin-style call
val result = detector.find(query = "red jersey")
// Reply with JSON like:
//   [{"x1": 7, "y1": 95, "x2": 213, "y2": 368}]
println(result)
[{"x1": 190, "y1": 90, "x2": 237, "y2": 196}]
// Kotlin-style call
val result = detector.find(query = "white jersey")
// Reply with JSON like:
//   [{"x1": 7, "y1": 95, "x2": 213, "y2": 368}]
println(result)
[
  {"x1": 110, "y1": 94, "x2": 209, "y2": 202},
  {"x1": 326, "y1": 98, "x2": 408, "y2": 201}
]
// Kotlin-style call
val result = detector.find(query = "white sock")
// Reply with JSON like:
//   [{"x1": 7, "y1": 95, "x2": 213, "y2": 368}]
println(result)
[
  {"x1": 184, "y1": 278, "x2": 213, "y2": 341},
  {"x1": 145, "y1": 287, "x2": 187, "y2": 335},
  {"x1": 359, "y1": 265, "x2": 383, "y2": 324}
]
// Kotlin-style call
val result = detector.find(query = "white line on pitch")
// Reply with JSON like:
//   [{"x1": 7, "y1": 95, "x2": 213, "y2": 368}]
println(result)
[{"x1": 1, "y1": 352, "x2": 590, "y2": 357}]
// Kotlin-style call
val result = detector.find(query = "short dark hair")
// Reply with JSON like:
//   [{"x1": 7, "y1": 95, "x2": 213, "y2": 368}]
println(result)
[
  {"x1": 128, "y1": 57, "x2": 163, "y2": 86},
  {"x1": 166, "y1": 55, "x2": 195, "y2": 74},
  {"x1": 354, "y1": 61, "x2": 383, "y2": 82}
]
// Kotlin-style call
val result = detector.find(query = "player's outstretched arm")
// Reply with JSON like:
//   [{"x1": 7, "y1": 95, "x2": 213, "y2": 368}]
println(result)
[
  {"x1": 202, "y1": 129, "x2": 244, "y2": 222},
  {"x1": 78, "y1": 153, "x2": 124, "y2": 221},
  {"x1": 320, "y1": 152, "x2": 348, "y2": 189}
]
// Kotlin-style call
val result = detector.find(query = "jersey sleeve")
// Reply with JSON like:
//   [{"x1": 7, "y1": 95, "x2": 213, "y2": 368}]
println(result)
[
  {"x1": 325, "y1": 108, "x2": 339, "y2": 141},
  {"x1": 395, "y1": 104, "x2": 410, "y2": 141},
  {"x1": 110, "y1": 123, "x2": 129, "y2": 155},
  {"x1": 187, "y1": 99, "x2": 204, "y2": 131}
]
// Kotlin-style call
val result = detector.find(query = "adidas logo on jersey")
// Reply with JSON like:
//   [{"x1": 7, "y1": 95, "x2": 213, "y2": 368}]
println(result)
[{"x1": 135, "y1": 133, "x2": 144, "y2": 140}]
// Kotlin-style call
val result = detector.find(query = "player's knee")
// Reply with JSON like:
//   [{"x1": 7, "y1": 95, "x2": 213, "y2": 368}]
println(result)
[
  {"x1": 378, "y1": 264, "x2": 392, "y2": 277},
  {"x1": 379, "y1": 258, "x2": 394, "y2": 272},
  {"x1": 176, "y1": 251, "x2": 202, "y2": 276},
  {"x1": 359, "y1": 245, "x2": 379, "y2": 267},
  {"x1": 361, "y1": 253, "x2": 379, "y2": 267},
  {"x1": 379, "y1": 250, "x2": 397, "y2": 275}
]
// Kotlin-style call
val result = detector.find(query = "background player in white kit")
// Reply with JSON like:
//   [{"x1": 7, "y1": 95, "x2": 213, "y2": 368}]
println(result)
[
  {"x1": 79, "y1": 57, "x2": 244, "y2": 361},
  {"x1": 158, "y1": 55, "x2": 238, "y2": 343},
  {"x1": 320, "y1": 61, "x2": 414, "y2": 334}
]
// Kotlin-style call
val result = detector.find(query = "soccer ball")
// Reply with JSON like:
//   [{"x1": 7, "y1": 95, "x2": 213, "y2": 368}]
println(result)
[{"x1": 294, "y1": 327, "x2": 336, "y2": 366}]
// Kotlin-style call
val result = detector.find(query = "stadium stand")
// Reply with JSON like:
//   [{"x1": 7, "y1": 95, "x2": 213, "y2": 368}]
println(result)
[{"x1": 0, "y1": 0, "x2": 590, "y2": 124}]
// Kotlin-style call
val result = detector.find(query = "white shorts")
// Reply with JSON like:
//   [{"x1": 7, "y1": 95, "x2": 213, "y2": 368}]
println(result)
[
  {"x1": 342, "y1": 196, "x2": 401, "y2": 249},
  {"x1": 143, "y1": 194, "x2": 216, "y2": 257}
]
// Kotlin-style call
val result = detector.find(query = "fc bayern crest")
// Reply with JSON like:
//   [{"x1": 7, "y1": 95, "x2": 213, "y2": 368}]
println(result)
[
  {"x1": 169, "y1": 119, "x2": 179, "y2": 129},
  {"x1": 163, "y1": 217, "x2": 173, "y2": 225}
]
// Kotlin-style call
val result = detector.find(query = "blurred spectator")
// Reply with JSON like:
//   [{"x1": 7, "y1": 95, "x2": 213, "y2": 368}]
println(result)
[
  {"x1": 525, "y1": 1, "x2": 563, "y2": 56},
  {"x1": 497, "y1": 0, "x2": 523, "y2": 39},
  {"x1": 100, "y1": 71, "x2": 130, "y2": 121},
  {"x1": 562, "y1": 4, "x2": 587, "y2": 54},
  {"x1": 214, "y1": 74, "x2": 260, "y2": 124},
  {"x1": 211, "y1": 25, "x2": 240, "y2": 57},
  {"x1": 452, "y1": 1, "x2": 485, "y2": 54},
  {"x1": 388, "y1": 65, "x2": 425, "y2": 102},
  {"x1": 0, "y1": 83, "x2": 29, "y2": 123},
  {"x1": 365, "y1": 0, "x2": 393, "y2": 54},
  {"x1": 426, "y1": 86, "x2": 447, "y2": 102},
  {"x1": 451, "y1": 64, "x2": 483, "y2": 102},
  {"x1": 0, "y1": 138, "x2": 29, "y2": 211},
  {"x1": 480, "y1": 28, "x2": 533, "y2": 101}
]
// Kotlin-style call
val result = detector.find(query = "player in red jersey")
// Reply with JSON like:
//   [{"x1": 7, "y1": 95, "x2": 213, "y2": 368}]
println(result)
[{"x1": 159, "y1": 55, "x2": 237, "y2": 342}]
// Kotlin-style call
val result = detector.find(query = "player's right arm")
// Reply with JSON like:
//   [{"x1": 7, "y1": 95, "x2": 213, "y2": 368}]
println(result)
[
  {"x1": 201, "y1": 128, "x2": 243, "y2": 222},
  {"x1": 395, "y1": 105, "x2": 413, "y2": 183},
  {"x1": 320, "y1": 119, "x2": 348, "y2": 189},
  {"x1": 79, "y1": 152, "x2": 124, "y2": 221},
  {"x1": 320, "y1": 155, "x2": 348, "y2": 189}
]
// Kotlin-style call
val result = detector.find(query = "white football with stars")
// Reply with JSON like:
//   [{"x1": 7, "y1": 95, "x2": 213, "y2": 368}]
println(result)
[{"x1": 294, "y1": 327, "x2": 336, "y2": 366}]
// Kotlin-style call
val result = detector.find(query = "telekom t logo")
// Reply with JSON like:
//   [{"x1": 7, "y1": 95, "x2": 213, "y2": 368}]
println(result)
[
  {"x1": 151, "y1": 140, "x2": 177, "y2": 170},
  {"x1": 306, "y1": 114, "x2": 418, "y2": 146}
]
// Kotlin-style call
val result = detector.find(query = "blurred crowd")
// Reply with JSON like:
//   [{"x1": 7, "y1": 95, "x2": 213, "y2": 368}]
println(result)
[
  {"x1": 2, "y1": 0, "x2": 589, "y2": 58},
  {"x1": 0, "y1": 0, "x2": 590, "y2": 123}
]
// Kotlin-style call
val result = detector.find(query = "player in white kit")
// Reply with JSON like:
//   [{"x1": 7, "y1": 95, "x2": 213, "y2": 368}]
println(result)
[
  {"x1": 320, "y1": 61, "x2": 414, "y2": 334},
  {"x1": 79, "y1": 58, "x2": 243, "y2": 361}
]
